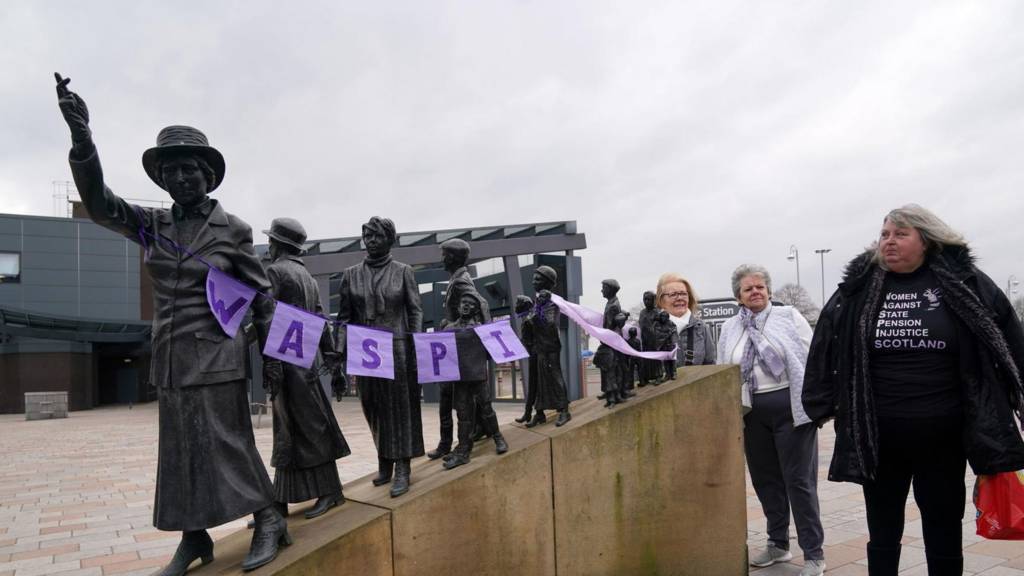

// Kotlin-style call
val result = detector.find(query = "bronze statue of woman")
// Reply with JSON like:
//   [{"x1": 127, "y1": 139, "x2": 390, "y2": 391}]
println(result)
[
  {"x1": 54, "y1": 73, "x2": 288, "y2": 574},
  {"x1": 336, "y1": 217, "x2": 424, "y2": 497}
]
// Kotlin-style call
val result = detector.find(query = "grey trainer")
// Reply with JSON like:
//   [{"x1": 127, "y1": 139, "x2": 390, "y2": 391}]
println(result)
[
  {"x1": 800, "y1": 558, "x2": 826, "y2": 576},
  {"x1": 750, "y1": 542, "x2": 793, "y2": 567}
]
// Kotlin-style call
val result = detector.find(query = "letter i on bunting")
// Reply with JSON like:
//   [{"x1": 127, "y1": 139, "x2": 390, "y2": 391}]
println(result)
[
  {"x1": 206, "y1": 268, "x2": 257, "y2": 338},
  {"x1": 413, "y1": 332, "x2": 460, "y2": 383},
  {"x1": 264, "y1": 302, "x2": 327, "y2": 369},
  {"x1": 346, "y1": 324, "x2": 395, "y2": 380},
  {"x1": 474, "y1": 321, "x2": 529, "y2": 362}
]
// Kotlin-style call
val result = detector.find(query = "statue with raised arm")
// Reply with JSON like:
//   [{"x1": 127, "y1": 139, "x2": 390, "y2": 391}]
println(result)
[
  {"x1": 54, "y1": 73, "x2": 288, "y2": 574},
  {"x1": 262, "y1": 218, "x2": 350, "y2": 520},
  {"x1": 336, "y1": 217, "x2": 424, "y2": 497},
  {"x1": 524, "y1": 266, "x2": 572, "y2": 427}
]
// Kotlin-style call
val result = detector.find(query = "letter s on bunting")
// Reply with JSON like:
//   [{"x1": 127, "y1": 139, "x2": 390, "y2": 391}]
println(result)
[
  {"x1": 346, "y1": 324, "x2": 395, "y2": 380},
  {"x1": 263, "y1": 302, "x2": 326, "y2": 369}
]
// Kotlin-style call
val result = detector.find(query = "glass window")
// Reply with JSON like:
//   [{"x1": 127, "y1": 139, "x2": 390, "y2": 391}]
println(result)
[{"x1": 0, "y1": 252, "x2": 20, "y2": 283}]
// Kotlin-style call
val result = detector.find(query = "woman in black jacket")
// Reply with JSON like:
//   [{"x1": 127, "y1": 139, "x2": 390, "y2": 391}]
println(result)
[{"x1": 803, "y1": 204, "x2": 1024, "y2": 575}]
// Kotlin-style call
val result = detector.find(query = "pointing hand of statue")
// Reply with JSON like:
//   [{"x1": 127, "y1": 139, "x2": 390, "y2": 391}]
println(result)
[{"x1": 54, "y1": 72, "x2": 92, "y2": 143}]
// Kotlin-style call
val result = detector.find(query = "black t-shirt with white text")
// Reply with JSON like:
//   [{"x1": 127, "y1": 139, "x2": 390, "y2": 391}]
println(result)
[{"x1": 869, "y1": 265, "x2": 961, "y2": 418}]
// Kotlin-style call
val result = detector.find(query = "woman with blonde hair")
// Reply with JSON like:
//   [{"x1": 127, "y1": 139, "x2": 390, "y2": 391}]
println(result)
[{"x1": 655, "y1": 273, "x2": 716, "y2": 375}]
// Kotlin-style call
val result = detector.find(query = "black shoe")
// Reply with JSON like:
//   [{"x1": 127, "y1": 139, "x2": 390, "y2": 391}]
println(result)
[
  {"x1": 390, "y1": 459, "x2": 411, "y2": 498},
  {"x1": 246, "y1": 502, "x2": 286, "y2": 530},
  {"x1": 241, "y1": 507, "x2": 291, "y2": 572},
  {"x1": 514, "y1": 409, "x2": 532, "y2": 424},
  {"x1": 427, "y1": 444, "x2": 451, "y2": 460},
  {"x1": 155, "y1": 530, "x2": 213, "y2": 576},
  {"x1": 597, "y1": 393, "x2": 607, "y2": 400},
  {"x1": 555, "y1": 411, "x2": 572, "y2": 427},
  {"x1": 525, "y1": 412, "x2": 547, "y2": 428},
  {"x1": 372, "y1": 458, "x2": 394, "y2": 486},
  {"x1": 304, "y1": 491, "x2": 344, "y2": 520},
  {"x1": 493, "y1": 433, "x2": 508, "y2": 455},
  {"x1": 443, "y1": 450, "x2": 471, "y2": 470}
]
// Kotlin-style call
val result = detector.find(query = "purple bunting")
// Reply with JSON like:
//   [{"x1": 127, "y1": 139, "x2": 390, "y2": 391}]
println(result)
[
  {"x1": 346, "y1": 324, "x2": 395, "y2": 380},
  {"x1": 413, "y1": 332, "x2": 461, "y2": 383},
  {"x1": 263, "y1": 302, "x2": 326, "y2": 369},
  {"x1": 549, "y1": 294, "x2": 677, "y2": 361},
  {"x1": 474, "y1": 321, "x2": 529, "y2": 363},
  {"x1": 206, "y1": 267, "x2": 256, "y2": 338}
]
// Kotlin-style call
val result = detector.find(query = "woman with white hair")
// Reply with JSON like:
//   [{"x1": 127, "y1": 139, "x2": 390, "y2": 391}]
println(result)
[
  {"x1": 804, "y1": 205, "x2": 1024, "y2": 575},
  {"x1": 717, "y1": 264, "x2": 825, "y2": 576}
]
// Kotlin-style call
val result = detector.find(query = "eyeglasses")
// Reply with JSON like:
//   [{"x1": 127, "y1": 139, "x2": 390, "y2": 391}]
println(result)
[{"x1": 661, "y1": 291, "x2": 689, "y2": 300}]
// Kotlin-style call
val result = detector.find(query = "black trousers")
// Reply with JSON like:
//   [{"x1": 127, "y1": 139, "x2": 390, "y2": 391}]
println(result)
[
  {"x1": 863, "y1": 414, "x2": 966, "y2": 565},
  {"x1": 437, "y1": 381, "x2": 454, "y2": 447},
  {"x1": 744, "y1": 388, "x2": 825, "y2": 561}
]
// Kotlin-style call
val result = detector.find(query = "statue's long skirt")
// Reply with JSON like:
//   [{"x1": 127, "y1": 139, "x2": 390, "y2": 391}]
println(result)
[
  {"x1": 358, "y1": 338, "x2": 425, "y2": 460},
  {"x1": 153, "y1": 380, "x2": 273, "y2": 531},
  {"x1": 532, "y1": 350, "x2": 569, "y2": 412}
]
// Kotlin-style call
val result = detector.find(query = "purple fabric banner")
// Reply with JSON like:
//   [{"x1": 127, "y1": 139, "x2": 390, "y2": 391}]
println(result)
[
  {"x1": 549, "y1": 294, "x2": 677, "y2": 361},
  {"x1": 474, "y1": 321, "x2": 529, "y2": 363},
  {"x1": 346, "y1": 324, "x2": 395, "y2": 380},
  {"x1": 263, "y1": 302, "x2": 327, "y2": 369},
  {"x1": 206, "y1": 267, "x2": 257, "y2": 338},
  {"x1": 413, "y1": 332, "x2": 461, "y2": 383}
]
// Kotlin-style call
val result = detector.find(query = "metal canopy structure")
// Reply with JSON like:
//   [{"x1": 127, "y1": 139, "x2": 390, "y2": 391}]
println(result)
[
  {"x1": 298, "y1": 221, "x2": 586, "y2": 275},
  {"x1": 0, "y1": 305, "x2": 151, "y2": 343}
]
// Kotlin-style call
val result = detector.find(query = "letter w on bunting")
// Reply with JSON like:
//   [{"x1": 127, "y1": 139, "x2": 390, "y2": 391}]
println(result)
[
  {"x1": 413, "y1": 332, "x2": 460, "y2": 383},
  {"x1": 346, "y1": 324, "x2": 395, "y2": 380},
  {"x1": 263, "y1": 302, "x2": 326, "y2": 369},
  {"x1": 474, "y1": 321, "x2": 529, "y2": 363},
  {"x1": 206, "y1": 267, "x2": 256, "y2": 338}
]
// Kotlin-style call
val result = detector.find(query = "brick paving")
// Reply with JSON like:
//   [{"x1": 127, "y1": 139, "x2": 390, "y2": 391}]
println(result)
[{"x1": 1, "y1": 379, "x2": 1023, "y2": 575}]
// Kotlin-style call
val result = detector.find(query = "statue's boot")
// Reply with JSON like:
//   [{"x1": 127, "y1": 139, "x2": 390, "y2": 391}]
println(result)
[
  {"x1": 390, "y1": 459, "x2": 412, "y2": 497},
  {"x1": 514, "y1": 407, "x2": 533, "y2": 424},
  {"x1": 155, "y1": 530, "x2": 213, "y2": 576},
  {"x1": 246, "y1": 502, "x2": 286, "y2": 530},
  {"x1": 444, "y1": 422, "x2": 474, "y2": 470},
  {"x1": 372, "y1": 457, "x2": 394, "y2": 486},
  {"x1": 304, "y1": 490, "x2": 344, "y2": 520},
  {"x1": 525, "y1": 411, "x2": 547, "y2": 428},
  {"x1": 427, "y1": 423, "x2": 453, "y2": 460},
  {"x1": 597, "y1": 393, "x2": 608, "y2": 400},
  {"x1": 604, "y1": 396, "x2": 615, "y2": 408},
  {"x1": 241, "y1": 506, "x2": 291, "y2": 572},
  {"x1": 555, "y1": 410, "x2": 572, "y2": 427},
  {"x1": 486, "y1": 415, "x2": 508, "y2": 455}
]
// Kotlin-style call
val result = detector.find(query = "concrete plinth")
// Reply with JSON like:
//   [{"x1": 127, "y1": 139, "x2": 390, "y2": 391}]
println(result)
[{"x1": 346, "y1": 424, "x2": 556, "y2": 576}]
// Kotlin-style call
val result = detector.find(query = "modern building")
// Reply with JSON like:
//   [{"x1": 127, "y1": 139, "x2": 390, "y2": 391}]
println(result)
[{"x1": 1, "y1": 207, "x2": 588, "y2": 414}]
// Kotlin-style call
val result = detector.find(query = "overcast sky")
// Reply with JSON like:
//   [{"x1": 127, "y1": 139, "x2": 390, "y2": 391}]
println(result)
[{"x1": 3, "y1": 1, "x2": 1023, "y2": 313}]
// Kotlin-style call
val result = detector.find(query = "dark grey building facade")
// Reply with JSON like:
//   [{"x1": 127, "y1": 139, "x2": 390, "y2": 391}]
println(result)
[{"x1": 0, "y1": 212, "x2": 151, "y2": 414}]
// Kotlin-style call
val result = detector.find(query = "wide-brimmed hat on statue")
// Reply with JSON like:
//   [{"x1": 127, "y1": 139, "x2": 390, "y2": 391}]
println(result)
[
  {"x1": 141, "y1": 125, "x2": 226, "y2": 192},
  {"x1": 263, "y1": 217, "x2": 307, "y2": 252}
]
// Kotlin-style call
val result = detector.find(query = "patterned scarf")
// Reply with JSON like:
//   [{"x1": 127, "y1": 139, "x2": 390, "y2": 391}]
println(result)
[{"x1": 739, "y1": 306, "x2": 786, "y2": 392}]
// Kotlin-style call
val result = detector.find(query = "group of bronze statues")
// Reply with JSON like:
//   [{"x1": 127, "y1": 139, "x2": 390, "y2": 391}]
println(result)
[{"x1": 55, "y1": 74, "x2": 574, "y2": 575}]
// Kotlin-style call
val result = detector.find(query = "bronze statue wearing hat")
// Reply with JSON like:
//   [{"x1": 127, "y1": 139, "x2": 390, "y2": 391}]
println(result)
[
  {"x1": 262, "y1": 218, "x2": 351, "y2": 520},
  {"x1": 523, "y1": 265, "x2": 572, "y2": 427},
  {"x1": 55, "y1": 73, "x2": 289, "y2": 574}
]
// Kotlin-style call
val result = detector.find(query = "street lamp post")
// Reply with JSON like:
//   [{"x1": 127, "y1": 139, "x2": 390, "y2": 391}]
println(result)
[
  {"x1": 1008, "y1": 275, "x2": 1020, "y2": 297},
  {"x1": 814, "y1": 248, "x2": 832, "y2": 306},
  {"x1": 787, "y1": 245, "x2": 800, "y2": 287}
]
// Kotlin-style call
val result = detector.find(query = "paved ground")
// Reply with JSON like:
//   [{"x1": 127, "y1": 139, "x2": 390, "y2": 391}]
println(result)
[{"x1": 1, "y1": 388, "x2": 1023, "y2": 575}]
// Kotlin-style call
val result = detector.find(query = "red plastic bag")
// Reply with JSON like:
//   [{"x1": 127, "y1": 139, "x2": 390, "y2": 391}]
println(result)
[{"x1": 975, "y1": 471, "x2": 1024, "y2": 540}]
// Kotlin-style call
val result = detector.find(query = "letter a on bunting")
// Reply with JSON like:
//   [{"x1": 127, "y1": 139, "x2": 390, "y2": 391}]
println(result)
[
  {"x1": 206, "y1": 267, "x2": 256, "y2": 338},
  {"x1": 413, "y1": 332, "x2": 460, "y2": 383},
  {"x1": 263, "y1": 302, "x2": 326, "y2": 369},
  {"x1": 346, "y1": 324, "x2": 395, "y2": 380}
]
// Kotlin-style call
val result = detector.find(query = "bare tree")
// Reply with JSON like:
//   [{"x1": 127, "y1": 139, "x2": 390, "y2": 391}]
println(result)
[{"x1": 774, "y1": 283, "x2": 821, "y2": 326}]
